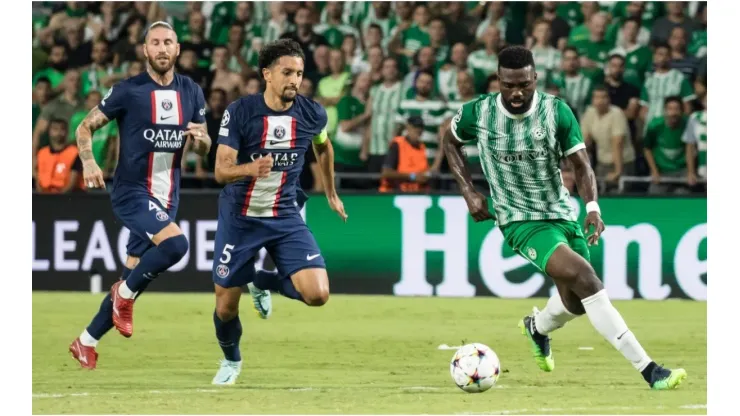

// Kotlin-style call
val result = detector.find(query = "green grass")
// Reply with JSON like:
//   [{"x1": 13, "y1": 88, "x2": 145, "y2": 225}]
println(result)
[{"x1": 33, "y1": 292, "x2": 706, "y2": 414}]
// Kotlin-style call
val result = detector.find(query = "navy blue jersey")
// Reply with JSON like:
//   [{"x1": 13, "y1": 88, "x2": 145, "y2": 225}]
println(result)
[
  {"x1": 99, "y1": 72, "x2": 206, "y2": 210},
  {"x1": 217, "y1": 94, "x2": 328, "y2": 217}
]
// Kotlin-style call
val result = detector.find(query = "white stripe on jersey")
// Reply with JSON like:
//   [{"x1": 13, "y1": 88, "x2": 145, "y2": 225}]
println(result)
[
  {"x1": 152, "y1": 90, "x2": 182, "y2": 126},
  {"x1": 148, "y1": 152, "x2": 175, "y2": 208},
  {"x1": 245, "y1": 171, "x2": 286, "y2": 217},
  {"x1": 262, "y1": 115, "x2": 296, "y2": 150}
]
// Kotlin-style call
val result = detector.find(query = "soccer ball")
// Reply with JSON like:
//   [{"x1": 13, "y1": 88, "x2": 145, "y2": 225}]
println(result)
[{"x1": 449, "y1": 343, "x2": 501, "y2": 393}]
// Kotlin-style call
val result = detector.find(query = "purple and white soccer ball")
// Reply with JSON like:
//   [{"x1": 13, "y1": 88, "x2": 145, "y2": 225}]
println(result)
[{"x1": 449, "y1": 343, "x2": 501, "y2": 393}]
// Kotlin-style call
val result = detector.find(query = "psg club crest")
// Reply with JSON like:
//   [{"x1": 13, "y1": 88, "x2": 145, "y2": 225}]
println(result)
[
  {"x1": 274, "y1": 126, "x2": 286, "y2": 139},
  {"x1": 162, "y1": 99, "x2": 173, "y2": 111},
  {"x1": 216, "y1": 264, "x2": 230, "y2": 278},
  {"x1": 156, "y1": 211, "x2": 169, "y2": 222}
]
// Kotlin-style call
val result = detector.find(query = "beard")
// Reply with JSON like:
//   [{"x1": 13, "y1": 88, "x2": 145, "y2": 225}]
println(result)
[
  {"x1": 280, "y1": 86, "x2": 298, "y2": 102},
  {"x1": 503, "y1": 94, "x2": 535, "y2": 115},
  {"x1": 148, "y1": 55, "x2": 176, "y2": 75}
]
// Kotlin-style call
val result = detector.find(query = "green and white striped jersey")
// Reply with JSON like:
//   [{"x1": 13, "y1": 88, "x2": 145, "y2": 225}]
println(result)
[
  {"x1": 450, "y1": 92, "x2": 584, "y2": 226},
  {"x1": 682, "y1": 110, "x2": 707, "y2": 178},
  {"x1": 447, "y1": 96, "x2": 483, "y2": 164},
  {"x1": 368, "y1": 82, "x2": 403, "y2": 155},
  {"x1": 640, "y1": 69, "x2": 695, "y2": 124},
  {"x1": 396, "y1": 94, "x2": 449, "y2": 161},
  {"x1": 530, "y1": 46, "x2": 561, "y2": 90},
  {"x1": 550, "y1": 71, "x2": 593, "y2": 117}
]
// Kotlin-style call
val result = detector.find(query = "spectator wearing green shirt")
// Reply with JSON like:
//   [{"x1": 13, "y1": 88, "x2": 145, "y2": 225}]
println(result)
[
  {"x1": 314, "y1": 2, "x2": 361, "y2": 50},
  {"x1": 529, "y1": 19, "x2": 562, "y2": 91},
  {"x1": 224, "y1": 24, "x2": 255, "y2": 75},
  {"x1": 468, "y1": 26, "x2": 503, "y2": 94},
  {"x1": 609, "y1": 18, "x2": 653, "y2": 88},
  {"x1": 569, "y1": 12, "x2": 614, "y2": 81},
  {"x1": 335, "y1": 72, "x2": 373, "y2": 184},
  {"x1": 33, "y1": 44, "x2": 68, "y2": 91},
  {"x1": 644, "y1": 97, "x2": 691, "y2": 194},
  {"x1": 33, "y1": 78, "x2": 53, "y2": 132},
  {"x1": 438, "y1": 43, "x2": 469, "y2": 102},
  {"x1": 358, "y1": 45, "x2": 385, "y2": 87},
  {"x1": 341, "y1": 34, "x2": 360, "y2": 72},
  {"x1": 112, "y1": 15, "x2": 146, "y2": 69},
  {"x1": 181, "y1": 11, "x2": 216, "y2": 69},
  {"x1": 390, "y1": 3, "x2": 431, "y2": 66},
  {"x1": 688, "y1": 4, "x2": 707, "y2": 59},
  {"x1": 550, "y1": 47, "x2": 595, "y2": 118},
  {"x1": 395, "y1": 70, "x2": 447, "y2": 172},
  {"x1": 316, "y1": 49, "x2": 351, "y2": 138},
  {"x1": 475, "y1": 2, "x2": 508, "y2": 45},
  {"x1": 362, "y1": 2, "x2": 396, "y2": 48},
  {"x1": 683, "y1": 94, "x2": 707, "y2": 186},
  {"x1": 33, "y1": 70, "x2": 84, "y2": 179},
  {"x1": 363, "y1": 57, "x2": 403, "y2": 172},
  {"x1": 68, "y1": 90, "x2": 118, "y2": 178},
  {"x1": 567, "y1": 2, "x2": 601, "y2": 45},
  {"x1": 352, "y1": 25, "x2": 383, "y2": 77},
  {"x1": 607, "y1": 2, "x2": 651, "y2": 49},
  {"x1": 428, "y1": 17, "x2": 449, "y2": 66},
  {"x1": 80, "y1": 39, "x2": 118, "y2": 96},
  {"x1": 639, "y1": 43, "x2": 695, "y2": 126},
  {"x1": 211, "y1": 2, "x2": 263, "y2": 48},
  {"x1": 401, "y1": 46, "x2": 437, "y2": 98}
]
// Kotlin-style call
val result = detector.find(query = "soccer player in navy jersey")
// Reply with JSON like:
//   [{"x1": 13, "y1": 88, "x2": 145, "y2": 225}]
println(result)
[
  {"x1": 209, "y1": 39, "x2": 347, "y2": 384},
  {"x1": 68, "y1": 22, "x2": 212, "y2": 369}
]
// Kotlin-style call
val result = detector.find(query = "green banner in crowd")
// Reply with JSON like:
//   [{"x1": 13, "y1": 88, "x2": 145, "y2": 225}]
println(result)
[{"x1": 306, "y1": 196, "x2": 707, "y2": 300}]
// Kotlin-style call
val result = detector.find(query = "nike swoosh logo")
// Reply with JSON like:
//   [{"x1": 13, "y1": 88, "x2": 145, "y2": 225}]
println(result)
[
  {"x1": 617, "y1": 330, "x2": 629, "y2": 340},
  {"x1": 306, "y1": 254, "x2": 321, "y2": 261},
  {"x1": 160, "y1": 115, "x2": 174, "y2": 120}
]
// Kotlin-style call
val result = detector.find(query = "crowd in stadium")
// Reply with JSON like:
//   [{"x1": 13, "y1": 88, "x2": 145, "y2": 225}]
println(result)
[{"x1": 32, "y1": 1, "x2": 707, "y2": 195}]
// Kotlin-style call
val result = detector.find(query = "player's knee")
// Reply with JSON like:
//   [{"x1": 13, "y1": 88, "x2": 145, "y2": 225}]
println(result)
[
  {"x1": 304, "y1": 287, "x2": 329, "y2": 307},
  {"x1": 574, "y1": 264, "x2": 604, "y2": 297},
  {"x1": 158, "y1": 234, "x2": 189, "y2": 264},
  {"x1": 215, "y1": 300, "x2": 239, "y2": 321}
]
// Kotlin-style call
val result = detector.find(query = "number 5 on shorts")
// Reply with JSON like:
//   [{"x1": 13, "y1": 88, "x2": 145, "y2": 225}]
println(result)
[{"x1": 220, "y1": 244, "x2": 235, "y2": 264}]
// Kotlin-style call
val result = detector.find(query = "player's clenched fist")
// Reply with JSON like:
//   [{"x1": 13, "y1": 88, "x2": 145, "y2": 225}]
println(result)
[
  {"x1": 83, "y1": 160, "x2": 106, "y2": 189},
  {"x1": 464, "y1": 191, "x2": 495, "y2": 222},
  {"x1": 248, "y1": 154, "x2": 273, "y2": 178}
]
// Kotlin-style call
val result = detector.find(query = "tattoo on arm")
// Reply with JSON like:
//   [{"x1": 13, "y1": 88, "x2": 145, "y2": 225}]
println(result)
[
  {"x1": 76, "y1": 107, "x2": 110, "y2": 162},
  {"x1": 567, "y1": 149, "x2": 598, "y2": 202}
]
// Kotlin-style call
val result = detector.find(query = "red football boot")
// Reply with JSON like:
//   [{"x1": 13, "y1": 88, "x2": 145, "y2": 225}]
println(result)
[
  {"x1": 69, "y1": 338, "x2": 98, "y2": 369},
  {"x1": 110, "y1": 280, "x2": 135, "y2": 337}
]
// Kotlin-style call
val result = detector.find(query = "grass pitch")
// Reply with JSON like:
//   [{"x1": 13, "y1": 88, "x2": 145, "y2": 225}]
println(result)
[{"x1": 33, "y1": 292, "x2": 706, "y2": 414}]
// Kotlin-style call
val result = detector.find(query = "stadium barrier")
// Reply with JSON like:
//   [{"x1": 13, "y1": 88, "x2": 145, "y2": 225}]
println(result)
[{"x1": 32, "y1": 193, "x2": 706, "y2": 300}]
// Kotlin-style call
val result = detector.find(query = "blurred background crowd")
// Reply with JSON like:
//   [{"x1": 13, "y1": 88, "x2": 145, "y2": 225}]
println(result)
[{"x1": 32, "y1": 1, "x2": 707, "y2": 196}]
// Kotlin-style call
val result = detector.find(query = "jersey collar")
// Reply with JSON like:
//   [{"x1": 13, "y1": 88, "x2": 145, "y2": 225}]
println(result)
[{"x1": 497, "y1": 91, "x2": 539, "y2": 120}]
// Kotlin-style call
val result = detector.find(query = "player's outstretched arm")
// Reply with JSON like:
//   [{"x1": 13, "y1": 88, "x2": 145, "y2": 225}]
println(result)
[
  {"x1": 76, "y1": 107, "x2": 110, "y2": 189},
  {"x1": 443, "y1": 127, "x2": 494, "y2": 222},
  {"x1": 213, "y1": 144, "x2": 272, "y2": 184},
  {"x1": 567, "y1": 149, "x2": 605, "y2": 246},
  {"x1": 313, "y1": 135, "x2": 348, "y2": 222}
]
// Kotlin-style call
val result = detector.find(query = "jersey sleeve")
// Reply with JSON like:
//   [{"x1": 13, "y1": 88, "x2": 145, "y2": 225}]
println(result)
[
  {"x1": 217, "y1": 101, "x2": 243, "y2": 150},
  {"x1": 555, "y1": 99, "x2": 586, "y2": 156},
  {"x1": 679, "y1": 75, "x2": 696, "y2": 102},
  {"x1": 98, "y1": 82, "x2": 127, "y2": 120},
  {"x1": 191, "y1": 84, "x2": 207, "y2": 124},
  {"x1": 450, "y1": 100, "x2": 478, "y2": 144},
  {"x1": 682, "y1": 114, "x2": 698, "y2": 144},
  {"x1": 312, "y1": 103, "x2": 329, "y2": 145}
]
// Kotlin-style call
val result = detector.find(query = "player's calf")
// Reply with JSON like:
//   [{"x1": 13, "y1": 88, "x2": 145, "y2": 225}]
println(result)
[
  {"x1": 214, "y1": 285, "x2": 243, "y2": 365},
  {"x1": 291, "y1": 268, "x2": 330, "y2": 306}
]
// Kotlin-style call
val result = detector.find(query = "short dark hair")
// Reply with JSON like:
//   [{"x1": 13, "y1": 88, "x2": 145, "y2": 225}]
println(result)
[
  {"x1": 367, "y1": 23, "x2": 383, "y2": 34},
  {"x1": 49, "y1": 118, "x2": 68, "y2": 128},
  {"x1": 592, "y1": 85, "x2": 609, "y2": 95},
  {"x1": 653, "y1": 42, "x2": 670, "y2": 52},
  {"x1": 608, "y1": 53, "x2": 626, "y2": 64},
  {"x1": 417, "y1": 69, "x2": 435, "y2": 80},
  {"x1": 664, "y1": 95, "x2": 683, "y2": 108},
  {"x1": 563, "y1": 46, "x2": 579, "y2": 57},
  {"x1": 498, "y1": 45, "x2": 535, "y2": 71},
  {"x1": 258, "y1": 39, "x2": 305, "y2": 72},
  {"x1": 35, "y1": 77, "x2": 51, "y2": 86},
  {"x1": 623, "y1": 17, "x2": 641, "y2": 27},
  {"x1": 209, "y1": 88, "x2": 227, "y2": 99}
]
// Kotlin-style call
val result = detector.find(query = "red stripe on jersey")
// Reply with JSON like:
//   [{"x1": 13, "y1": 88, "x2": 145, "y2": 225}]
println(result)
[
  {"x1": 260, "y1": 117, "x2": 269, "y2": 148},
  {"x1": 290, "y1": 117, "x2": 297, "y2": 148},
  {"x1": 147, "y1": 153, "x2": 154, "y2": 198},
  {"x1": 241, "y1": 178, "x2": 258, "y2": 216},
  {"x1": 150, "y1": 91, "x2": 156, "y2": 124},
  {"x1": 176, "y1": 91, "x2": 183, "y2": 125},
  {"x1": 272, "y1": 172, "x2": 288, "y2": 217}
]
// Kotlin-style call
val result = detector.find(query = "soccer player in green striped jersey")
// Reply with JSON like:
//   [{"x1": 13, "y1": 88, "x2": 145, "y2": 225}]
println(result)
[{"x1": 443, "y1": 46, "x2": 687, "y2": 390}]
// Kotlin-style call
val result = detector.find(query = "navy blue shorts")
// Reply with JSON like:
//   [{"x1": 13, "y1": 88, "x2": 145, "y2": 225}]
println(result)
[
  {"x1": 212, "y1": 202, "x2": 324, "y2": 288},
  {"x1": 111, "y1": 193, "x2": 177, "y2": 258}
]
